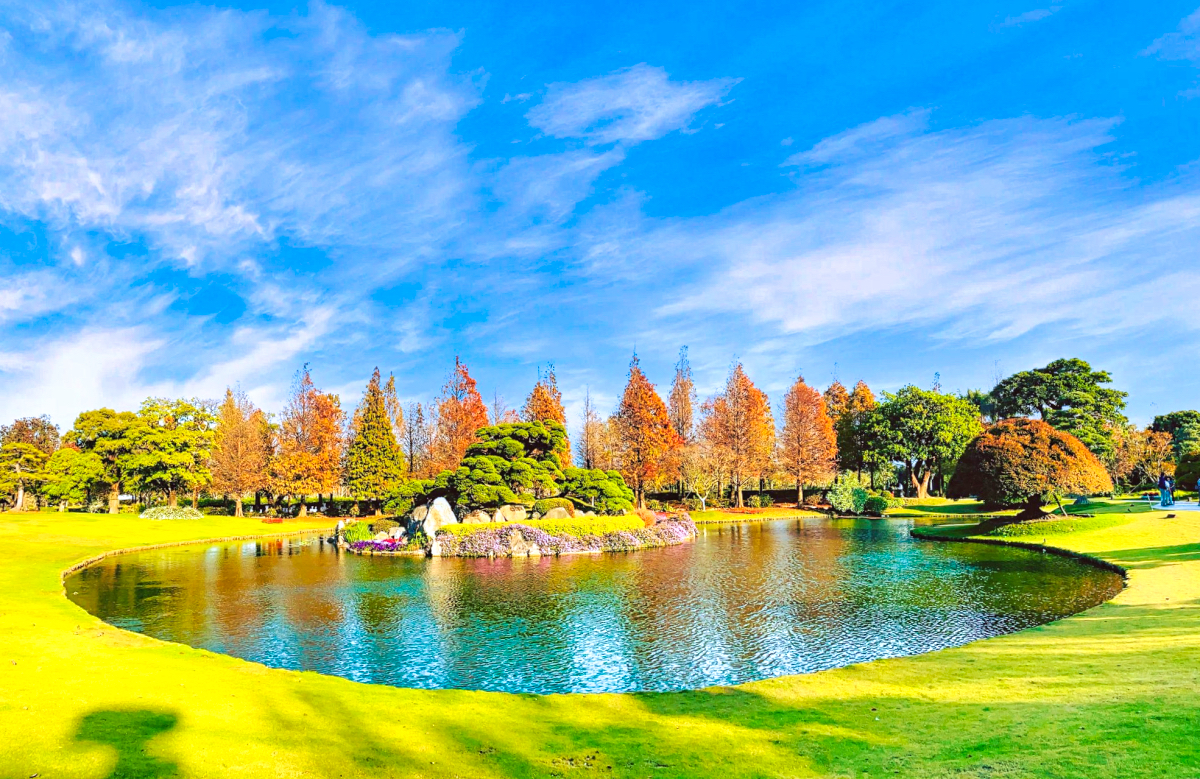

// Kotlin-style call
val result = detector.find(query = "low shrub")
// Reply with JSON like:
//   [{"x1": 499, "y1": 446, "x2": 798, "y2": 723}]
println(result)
[
  {"x1": 532, "y1": 497, "x2": 575, "y2": 517},
  {"x1": 862, "y1": 496, "x2": 889, "y2": 515},
  {"x1": 803, "y1": 494, "x2": 822, "y2": 507},
  {"x1": 882, "y1": 490, "x2": 894, "y2": 499},
  {"x1": 645, "y1": 499, "x2": 665, "y2": 511},
  {"x1": 635, "y1": 507, "x2": 657, "y2": 527},
  {"x1": 683, "y1": 497, "x2": 706, "y2": 512},
  {"x1": 828, "y1": 477, "x2": 869, "y2": 514},
  {"x1": 140, "y1": 506, "x2": 204, "y2": 521},
  {"x1": 440, "y1": 515, "x2": 644, "y2": 539},
  {"x1": 370, "y1": 518, "x2": 401, "y2": 534}
]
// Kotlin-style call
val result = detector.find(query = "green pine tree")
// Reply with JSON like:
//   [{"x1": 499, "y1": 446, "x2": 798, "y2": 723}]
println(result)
[{"x1": 346, "y1": 368, "x2": 405, "y2": 510}]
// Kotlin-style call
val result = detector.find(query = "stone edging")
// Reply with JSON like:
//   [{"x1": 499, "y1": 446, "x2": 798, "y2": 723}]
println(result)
[
  {"x1": 60, "y1": 528, "x2": 327, "y2": 586},
  {"x1": 909, "y1": 526, "x2": 1129, "y2": 580}
]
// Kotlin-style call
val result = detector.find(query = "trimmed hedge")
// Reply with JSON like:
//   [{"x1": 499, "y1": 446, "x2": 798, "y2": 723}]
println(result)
[
  {"x1": 532, "y1": 497, "x2": 575, "y2": 517},
  {"x1": 440, "y1": 515, "x2": 643, "y2": 540}
]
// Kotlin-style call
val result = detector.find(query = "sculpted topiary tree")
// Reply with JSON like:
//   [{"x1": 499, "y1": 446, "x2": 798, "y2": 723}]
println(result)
[{"x1": 948, "y1": 418, "x2": 1113, "y2": 518}]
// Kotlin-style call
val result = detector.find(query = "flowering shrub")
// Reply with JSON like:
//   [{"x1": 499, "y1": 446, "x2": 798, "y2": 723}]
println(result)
[
  {"x1": 140, "y1": 506, "x2": 204, "y2": 520},
  {"x1": 435, "y1": 515, "x2": 697, "y2": 558},
  {"x1": 441, "y1": 515, "x2": 643, "y2": 538}
]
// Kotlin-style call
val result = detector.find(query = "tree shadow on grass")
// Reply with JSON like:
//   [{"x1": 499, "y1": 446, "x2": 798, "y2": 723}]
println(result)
[
  {"x1": 1111, "y1": 542, "x2": 1200, "y2": 569},
  {"x1": 76, "y1": 709, "x2": 179, "y2": 778}
]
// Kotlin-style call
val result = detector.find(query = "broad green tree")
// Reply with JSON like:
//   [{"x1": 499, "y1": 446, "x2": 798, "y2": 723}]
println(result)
[
  {"x1": 66, "y1": 409, "x2": 140, "y2": 513},
  {"x1": 1151, "y1": 410, "x2": 1200, "y2": 458},
  {"x1": 0, "y1": 442, "x2": 49, "y2": 510},
  {"x1": 126, "y1": 398, "x2": 217, "y2": 507},
  {"x1": 865, "y1": 386, "x2": 983, "y2": 499},
  {"x1": 41, "y1": 448, "x2": 105, "y2": 511},
  {"x1": 345, "y1": 369, "x2": 405, "y2": 511},
  {"x1": 991, "y1": 358, "x2": 1127, "y2": 459}
]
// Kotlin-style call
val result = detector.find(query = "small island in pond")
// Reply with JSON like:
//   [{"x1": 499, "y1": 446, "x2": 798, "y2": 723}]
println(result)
[{"x1": 333, "y1": 415, "x2": 696, "y2": 558}]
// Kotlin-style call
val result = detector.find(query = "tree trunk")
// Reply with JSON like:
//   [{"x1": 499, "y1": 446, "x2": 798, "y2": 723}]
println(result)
[
  {"x1": 234, "y1": 497, "x2": 244, "y2": 518},
  {"x1": 796, "y1": 479, "x2": 804, "y2": 506},
  {"x1": 911, "y1": 468, "x2": 933, "y2": 500},
  {"x1": 15, "y1": 482, "x2": 25, "y2": 512},
  {"x1": 168, "y1": 489, "x2": 178, "y2": 508},
  {"x1": 59, "y1": 501, "x2": 67, "y2": 513},
  {"x1": 109, "y1": 483, "x2": 120, "y2": 514},
  {"x1": 191, "y1": 488, "x2": 199, "y2": 510},
  {"x1": 298, "y1": 498, "x2": 308, "y2": 517}
]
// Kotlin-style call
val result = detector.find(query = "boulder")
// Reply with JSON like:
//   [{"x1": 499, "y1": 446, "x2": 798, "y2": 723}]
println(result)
[
  {"x1": 464, "y1": 509, "x2": 493, "y2": 524},
  {"x1": 508, "y1": 529, "x2": 534, "y2": 556},
  {"x1": 543, "y1": 506, "x2": 572, "y2": 520},
  {"x1": 429, "y1": 538, "x2": 444, "y2": 557},
  {"x1": 389, "y1": 526, "x2": 404, "y2": 540},
  {"x1": 494, "y1": 504, "x2": 528, "y2": 523},
  {"x1": 422, "y1": 497, "x2": 458, "y2": 538},
  {"x1": 412, "y1": 504, "x2": 428, "y2": 522},
  {"x1": 584, "y1": 511, "x2": 597, "y2": 517},
  {"x1": 374, "y1": 531, "x2": 389, "y2": 541}
]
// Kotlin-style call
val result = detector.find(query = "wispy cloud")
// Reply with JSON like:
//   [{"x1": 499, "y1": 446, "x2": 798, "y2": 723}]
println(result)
[
  {"x1": 1144, "y1": 8, "x2": 1200, "y2": 61},
  {"x1": 526, "y1": 63, "x2": 738, "y2": 145},
  {"x1": 998, "y1": 6, "x2": 1063, "y2": 28}
]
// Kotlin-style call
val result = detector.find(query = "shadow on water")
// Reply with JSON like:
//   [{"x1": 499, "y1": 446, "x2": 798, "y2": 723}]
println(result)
[{"x1": 76, "y1": 709, "x2": 179, "y2": 778}]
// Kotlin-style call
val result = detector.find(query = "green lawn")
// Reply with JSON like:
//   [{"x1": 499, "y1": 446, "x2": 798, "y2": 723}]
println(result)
[
  {"x1": 691, "y1": 506, "x2": 824, "y2": 523},
  {"x1": 2, "y1": 509, "x2": 1198, "y2": 777}
]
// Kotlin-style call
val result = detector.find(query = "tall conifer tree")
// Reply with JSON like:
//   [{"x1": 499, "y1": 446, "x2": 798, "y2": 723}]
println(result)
[{"x1": 345, "y1": 368, "x2": 405, "y2": 512}]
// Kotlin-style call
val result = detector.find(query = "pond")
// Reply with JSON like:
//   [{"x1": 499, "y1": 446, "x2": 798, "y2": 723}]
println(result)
[{"x1": 66, "y1": 518, "x2": 1122, "y2": 694}]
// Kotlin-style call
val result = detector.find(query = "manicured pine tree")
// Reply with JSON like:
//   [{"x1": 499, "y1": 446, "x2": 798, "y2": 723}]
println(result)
[
  {"x1": 67, "y1": 408, "x2": 140, "y2": 513},
  {"x1": 345, "y1": 369, "x2": 405, "y2": 512},
  {"x1": 523, "y1": 364, "x2": 570, "y2": 467},
  {"x1": 0, "y1": 442, "x2": 49, "y2": 510}
]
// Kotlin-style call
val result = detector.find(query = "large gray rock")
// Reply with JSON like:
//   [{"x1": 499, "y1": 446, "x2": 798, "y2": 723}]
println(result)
[
  {"x1": 543, "y1": 506, "x2": 573, "y2": 520},
  {"x1": 422, "y1": 497, "x2": 458, "y2": 537},
  {"x1": 494, "y1": 504, "x2": 528, "y2": 523},
  {"x1": 464, "y1": 509, "x2": 492, "y2": 524},
  {"x1": 508, "y1": 529, "x2": 540, "y2": 557},
  {"x1": 412, "y1": 504, "x2": 428, "y2": 522}
]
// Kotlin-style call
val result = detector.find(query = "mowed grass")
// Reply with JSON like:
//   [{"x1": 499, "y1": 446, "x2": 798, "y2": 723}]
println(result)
[
  {"x1": 691, "y1": 506, "x2": 823, "y2": 523},
  {"x1": 2, "y1": 509, "x2": 1199, "y2": 778}
]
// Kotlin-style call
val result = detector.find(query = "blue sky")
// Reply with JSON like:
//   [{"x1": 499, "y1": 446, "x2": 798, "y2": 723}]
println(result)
[{"x1": 2, "y1": 0, "x2": 1199, "y2": 431}]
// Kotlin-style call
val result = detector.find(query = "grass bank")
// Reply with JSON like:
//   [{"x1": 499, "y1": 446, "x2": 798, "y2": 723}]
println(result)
[
  {"x1": 691, "y1": 506, "x2": 824, "y2": 523},
  {"x1": 2, "y1": 509, "x2": 1199, "y2": 777}
]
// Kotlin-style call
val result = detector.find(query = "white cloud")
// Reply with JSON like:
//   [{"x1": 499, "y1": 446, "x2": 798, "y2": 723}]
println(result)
[
  {"x1": 1145, "y1": 8, "x2": 1200, "y2": 61},
  {"x1": 998, "y1": 6, "x2": 1062, "y2": 28},
  {"x1": 526, "y1": 63, "x2": 737, "y2": 145},
  {"x1": 579, "y1": 115, "x2": 1200, "y2": 352}
]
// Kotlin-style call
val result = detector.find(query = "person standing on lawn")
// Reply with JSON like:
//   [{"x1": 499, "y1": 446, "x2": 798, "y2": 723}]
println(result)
[{"x1": 1158, "y1": 472, "x2": 1171, "y2": 507}]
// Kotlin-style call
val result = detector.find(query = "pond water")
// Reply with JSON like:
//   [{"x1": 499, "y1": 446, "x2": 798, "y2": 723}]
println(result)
[{"x1": 67, "y1": 518, "x2": 1121, "y2": 694}]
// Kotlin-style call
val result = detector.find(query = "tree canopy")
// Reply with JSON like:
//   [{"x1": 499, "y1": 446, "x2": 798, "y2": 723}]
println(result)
[
  {"x1": 345, "y1": 369, "x2": 406, "y2": 506},
  {"x1": 124, "y1": 398, "x2": 216, "y2": 507},
  {"x1": 865, "y1": 386, "x2": 982, "y2": 499},
  {"x1": 40, "y1": 448, "x2": 105, "y2": 509},
  {"x1": 778, "y1": 375, "x2": 836, "y2": 502},
  {"x1": 66, "y1": 408, "x2": 140, "y2": 513},
  {"x1": 948, "y1": 418, "x2": 1113, "y2": 512},
  {"x1": 991, "y1": 358, "x2": 1128, "y2": 458},
  {"x1": 615, "y1": 355, "x2": 678, "y2": 508}
]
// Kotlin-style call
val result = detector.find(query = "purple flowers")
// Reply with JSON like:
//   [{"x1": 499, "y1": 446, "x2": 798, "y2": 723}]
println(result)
[{"x1": 434, "y1": 515, "x2": 697, "y2": 558}]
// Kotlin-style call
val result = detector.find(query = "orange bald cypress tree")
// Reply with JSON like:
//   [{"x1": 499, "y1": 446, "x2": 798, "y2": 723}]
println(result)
[
  {"x1": 614, "y1": 355, "x2": 678, "y2": 508},
  {"x1": 432, "y1": 357, "x2": 489, "y2": 472},
  {"x1": 270, "y1": 366, "x2": 344, "y2": 515},
  {"x1": 779, "y1": 376, "x2": 837, "y2": 503},
  {"x1": 704, "y1": 362, "x2": 774, "y2": 507}
]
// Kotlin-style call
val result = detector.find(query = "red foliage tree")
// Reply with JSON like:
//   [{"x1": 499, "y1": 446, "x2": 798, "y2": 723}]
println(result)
[
  {"x1": 614, "y1": 355, "x2": 678, "y2": 508},
  {"x1": 948, "y1": 418, "x2": 1113, "y2": 517},
  {"x1": 432, "y1": 357, "x2": 489, "y2": 472}
]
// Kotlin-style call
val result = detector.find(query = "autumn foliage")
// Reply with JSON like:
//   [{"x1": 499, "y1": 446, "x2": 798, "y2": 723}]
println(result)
[
  {"x1": 702, "y1": 363, "x2": 774, "y2": 507},
  {"x1": 210, "y1": 389, "x2": 269, "y2": 516},
  {"x1": 948, "y1": 418, "x2": 1113, "y2": 512},
  {"x1": 270, "y1": 366, "x2": 344, "y2": 511},
  {"x1": 614, "y1": 355, "x2": 678, "y2": 507},
  {"x1": 432, "y1": 357, "x2": 489, "y2": 472},
  {"x1": 778, "y1": 376, "x2": 837, "y2": 502}
]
